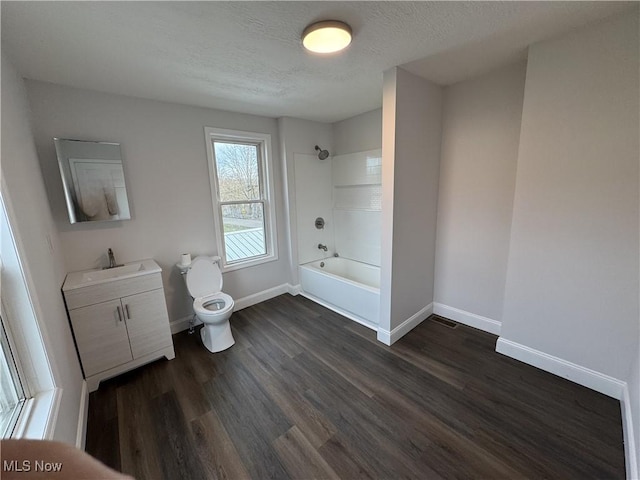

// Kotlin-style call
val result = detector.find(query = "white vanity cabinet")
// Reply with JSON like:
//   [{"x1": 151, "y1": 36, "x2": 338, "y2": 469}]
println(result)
[
  {"x1": 68, "y1": 298, "x2": 133, "y2": 377},
  {"x1": 63, "y1": 259, "x2": 175, "y2": 392}
]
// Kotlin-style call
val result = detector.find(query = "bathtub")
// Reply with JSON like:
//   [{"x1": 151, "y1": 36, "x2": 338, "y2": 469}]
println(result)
[{"x1": 299, "y1": 257, "x2": 380, "y2": 329}]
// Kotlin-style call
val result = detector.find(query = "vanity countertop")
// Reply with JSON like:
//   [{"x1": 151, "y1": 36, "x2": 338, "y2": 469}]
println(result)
[{"x1": 62, "y1": 258, "x2": 161, "y2": 291}]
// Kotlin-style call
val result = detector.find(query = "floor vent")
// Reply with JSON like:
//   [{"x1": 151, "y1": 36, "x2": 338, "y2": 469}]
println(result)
[{"x1": 431, "y1": 315, "x2": 458, "y2": 329}]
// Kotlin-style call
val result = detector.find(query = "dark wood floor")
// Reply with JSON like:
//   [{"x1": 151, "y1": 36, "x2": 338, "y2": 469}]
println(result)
[{"x1": 86, "y1": 294, "x2": 625, "y2": 479}]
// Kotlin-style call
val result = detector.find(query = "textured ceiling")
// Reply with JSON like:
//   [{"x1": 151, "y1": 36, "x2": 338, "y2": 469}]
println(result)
[{"x1": 1, "y1": 1, "x2": 634, "y2": 123}]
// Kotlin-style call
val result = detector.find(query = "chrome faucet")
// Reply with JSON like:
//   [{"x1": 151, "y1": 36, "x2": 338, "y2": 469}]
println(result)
[
  {"x1": 105, "y1": 248, "x2": 123, "y2": 269},
  {"x1": 108, "y1": 248, "x2": 116, "y2": 268},
  {"x1": 318, "y1": 243, "x2": 328, "y2": 252}
]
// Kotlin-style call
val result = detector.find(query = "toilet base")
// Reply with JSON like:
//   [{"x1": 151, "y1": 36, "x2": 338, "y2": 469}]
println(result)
[{"x1": 200, "y1": 321, "x2": 235, "y2": 353}]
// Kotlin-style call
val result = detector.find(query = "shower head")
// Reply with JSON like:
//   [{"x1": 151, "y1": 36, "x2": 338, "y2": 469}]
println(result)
[{"x1": 315, "y1": 145, "x2": 330, "y2": 160}]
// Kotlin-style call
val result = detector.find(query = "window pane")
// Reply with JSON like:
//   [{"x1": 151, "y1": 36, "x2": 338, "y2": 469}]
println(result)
[
  {"x1": 0, "y1": 316, "x2": 25, "y2": 438},
  {"x1": 221, "y1": 203, "x2": 266, "y2": 262},
  {"x1": 213, "y1": 141, "x2": 261, "y2": 202}
]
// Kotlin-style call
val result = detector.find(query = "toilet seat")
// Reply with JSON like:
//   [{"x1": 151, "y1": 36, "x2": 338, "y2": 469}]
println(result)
[{"x1": 193, "y1": 292, "x2": 234, "y2": 316}]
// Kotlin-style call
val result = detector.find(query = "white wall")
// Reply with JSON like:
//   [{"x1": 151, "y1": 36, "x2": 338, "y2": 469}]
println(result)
[
  {"x1": 26, "y1": 81, "x2": 291, "y2": 325},
  {"x1": 434, "y1": 61, "x2": 526, "y2": 327},
  {"x1": 278, "y1": 117, "x2": 333, "y2": 282},
  {"x1": 501, "y1": 13, "x2": 639, "y2": 381},
  {"x1": 1, "y1": 53, "x2": 84, "y2": 444},
  {"x1": 333, "y1": 109, "x2": 382, "y2": 155},
  {"x1": 380, "y1": 67, "x2": 442, "y2": 343}
]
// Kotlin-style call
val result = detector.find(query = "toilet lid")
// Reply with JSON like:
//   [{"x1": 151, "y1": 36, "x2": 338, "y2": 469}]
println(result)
[{"x1": 186, "y1": 256, "x2": 223, "y2": 298}]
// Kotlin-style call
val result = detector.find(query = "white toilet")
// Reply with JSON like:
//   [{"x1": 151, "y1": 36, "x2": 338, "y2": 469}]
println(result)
[{"x1": 185, "y1": 256, "x2": 235, "y2": 352}]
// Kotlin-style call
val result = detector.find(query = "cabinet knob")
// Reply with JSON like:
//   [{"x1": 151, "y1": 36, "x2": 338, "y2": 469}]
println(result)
[
  {"x1": 116, "y1": 305, "x2": 123, "y2": 322},
  {"x1": 125, "y1": 304, "x2": 130, "y2": 319}
]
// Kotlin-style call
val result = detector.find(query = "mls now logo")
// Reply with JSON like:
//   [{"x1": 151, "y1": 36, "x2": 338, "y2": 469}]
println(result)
[{"x1": 3, "y1": 459, "x2": 63, "y2": 472}]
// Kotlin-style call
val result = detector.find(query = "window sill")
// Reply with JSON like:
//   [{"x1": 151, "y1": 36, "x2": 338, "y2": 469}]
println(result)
[
  {"x1": 221, "y1": 253, "x2": 278, "y2": 273},
  {"x1": 11, "y1": 388, "x2": 62, "y2": 440}
]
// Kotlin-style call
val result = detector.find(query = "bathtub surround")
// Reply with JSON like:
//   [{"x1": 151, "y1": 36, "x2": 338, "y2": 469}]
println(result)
[
  {"x1": 293, "y1": 153, "x2": 335, "y2": 265},
  {"x1": 286, "y1": 112, "x2": 385, "y2": 328},
  {"x1": 293, "y1": 147, "x2": 383, "y2": 325},
  {"x1": 379, "y1": 67, "x2": 442, "y2": 345},
  {"x1": 281, "y1": 111, "x2": 381, "y2": 283},
  {"x1": 332, "y1": 149, "x2": 382, "y2": 267}
]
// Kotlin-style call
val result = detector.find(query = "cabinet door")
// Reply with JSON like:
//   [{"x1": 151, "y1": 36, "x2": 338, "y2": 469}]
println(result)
[
  {"x1": 69, "y1": 299, "x2": 133, "y2": 376},
  {"x1": 122, "y1": 289, "x2": 172, "y2": 359}
]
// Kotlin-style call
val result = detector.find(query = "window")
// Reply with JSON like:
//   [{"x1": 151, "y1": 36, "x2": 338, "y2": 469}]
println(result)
[
  {"x1": 205, "y1": 128, "x2": 277, "y2": 271},
  {"x1": 0, "y1": 312, "x2": 26, "y2": 438},
  {"x1": 1, "y1": 188, "x2": 60, "y2": 441}
]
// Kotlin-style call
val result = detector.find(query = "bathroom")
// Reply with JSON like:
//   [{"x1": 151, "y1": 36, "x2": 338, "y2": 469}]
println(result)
[
  {"x1": 1, "y1": 2, "x2": 638, "y2": 478},
  {"x1": 24, "y1": 83, "x2": 386, "y2": 338}
]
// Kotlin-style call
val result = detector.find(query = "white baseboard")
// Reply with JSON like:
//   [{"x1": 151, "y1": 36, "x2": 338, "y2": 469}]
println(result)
[
  {"x1": 170, "y1": 283, "x2": 296, "y2": 334},
  {"x1": 288, "y1": 283, "x2": 301, "y2": 296},
  {"x1": 233, "y1": 283, "x2": 291, "y2": 311},
  {"x1": 170, "y1": 315, "x2": 194, "y2": 334},
  {"x1": 497, "y1": 337, "x2": 638, "y2": 478},
  {"x1": 495, "y1": 337, "x2": 626, "y2": 399},
  {"x1": 433, "y1": 303, "x2": 501, "y2": 335},
  {"x1": 377, "y1": 303, "x2": 433, "y2": 346},
  {"x1": 621, "y1": 383, "x2": 639, "y2": 480},
  {"x1": 75, "y1": 380, "x2": 89, "y2": 450}
]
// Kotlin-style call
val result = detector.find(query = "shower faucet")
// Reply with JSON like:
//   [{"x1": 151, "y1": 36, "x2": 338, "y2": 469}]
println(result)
[{"x1": 317, "y1": 243, "x2": 328, "y2": 252}]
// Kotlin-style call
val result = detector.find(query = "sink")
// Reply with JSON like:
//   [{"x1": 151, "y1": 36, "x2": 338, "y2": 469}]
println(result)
[
  {"x1": 63, "y1": 259, "x2": 162, "y2": 291},
  {"x1": 81, "y1": 263, "x2": 145, "y2": 283}
]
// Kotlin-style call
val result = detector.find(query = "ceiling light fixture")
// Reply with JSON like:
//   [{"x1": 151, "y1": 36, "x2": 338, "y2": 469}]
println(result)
[{"x1": 302, "y1": 20, "x2": 352, "y2": 54}]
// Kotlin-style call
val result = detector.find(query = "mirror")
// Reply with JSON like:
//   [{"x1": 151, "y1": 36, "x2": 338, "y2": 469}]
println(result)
[{"x1": 54, "y1": 139, "x2": 131, "y2": 223}]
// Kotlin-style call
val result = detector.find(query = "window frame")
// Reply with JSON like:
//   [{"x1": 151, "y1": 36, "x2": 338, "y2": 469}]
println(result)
[
  {"x1": 0, "y1": 306, "x2": 27, "y2": 438},
  {"x1": 0, "y1": 187, "x2": 61, "y2": 441},
  {"x1": 204, "y1": 127, "x2": 278, "y2": 272}
]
